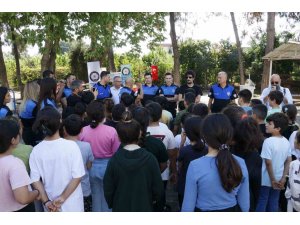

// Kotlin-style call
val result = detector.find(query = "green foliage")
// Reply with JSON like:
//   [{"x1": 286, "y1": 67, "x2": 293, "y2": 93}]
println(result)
[
  {"x1": 244, "y1": 32, "x2": 295, "y2": 86},
  {"x1": 217, "y1": 39, "x2": 239, "y2": 82},
  {"x1": 4, "y1": 53, "x2": 70, "y2": 89},
  {"x1": 69, "y1": 41, "x2": 88, "y2": 82},
  {"x1": 142, "y1": 47, "x2": 173, "y2": 84},
  {"x1": 179, "y1": 39, "x2": 217, "y2": 86}
]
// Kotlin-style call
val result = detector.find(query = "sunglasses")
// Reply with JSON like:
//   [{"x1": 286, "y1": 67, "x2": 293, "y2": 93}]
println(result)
[
  {"x1": 186, "y1": 76, "x2": 193, "y2": 79},
  {"x1": 271, "y1": 81, "x2": 279, "y2": 85}
]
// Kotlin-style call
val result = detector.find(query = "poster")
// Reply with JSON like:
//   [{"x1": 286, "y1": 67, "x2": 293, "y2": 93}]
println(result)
[
  {"x1": 87, "y1": 61, "x2": 101, "y2": 86},
  {"x1": 121, "y1": 64, "x2": 132, "y2": 85}
]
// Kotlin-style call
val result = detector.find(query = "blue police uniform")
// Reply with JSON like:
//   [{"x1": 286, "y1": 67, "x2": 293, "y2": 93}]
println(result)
[
  {"x1": 119, "y1": 87, "x2": 136, "y2": 99},
  {"x1": 41, "y1": 98, "x2": 57, "y2": 110},
  {"x1": 19, "y1": 99, "x2": 39, "y2": 146},
  {"x1": 94, "y1": 82, "x2": 112, "y2": 101},
  {"x1": 62, "y1": 86, "x2": 72, "y2": 98},
  {"x1": 0, "y1": 105, "x2": 12, "y2": 118},
  {"x1": 141, "y1": 84, "x2": 159, "y2": 105},
  {"x1": 159, "y1": 84, "x2": 179, "y2": 117},
  {"x1": 208, "y1": 83, "x2": 237, "y2": 113}
]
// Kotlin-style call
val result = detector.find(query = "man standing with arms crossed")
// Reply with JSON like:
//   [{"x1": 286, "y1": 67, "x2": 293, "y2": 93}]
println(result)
[{"x1": 208, "y1": 71, "x2": 238, "y2": 113}]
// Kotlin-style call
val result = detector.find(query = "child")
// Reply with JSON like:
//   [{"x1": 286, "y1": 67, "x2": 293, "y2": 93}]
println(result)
[
  {"x1": 103, "y1": 111, "x2": 163, "y2": 211},
  {"x1": 238, "y1": 89, "x2": 252, "y2": 114},
  {"x1": 0, "y1": 87, "x2": 12, "y2": 118},
  {"x1": 30, "y1": 106, "x2": 85, "y2": 212},
  {"x1": 63, "y1": 114, "x2": 94, "y2": 212},
  {"x1": 177, "y1": 116, "x2": 208, "y2": 210},
  {"x1": 266, "y1": 90, "x2": 284, "y2": 118},
  {"x1": 282, "y1": 104, "x2": 299, "y2": 140},
  {"x1": 79, "y1": 100, "x2": 120, "y2": 212},
  {"x1": 289, "y1": 130, "x2": 300, "y2": 161},
  {"x1": 285, "y1": 131, "x2": 300, "y2": 212},
  {"x1": 232, "y1": 117, "x2": 263, "y2": 211},
  {"x1": 181, "y1": 113, "x2": 249, "y2": 212},
  {"x1": 256, "y1": 112, "x2": 292, "y2": 212},
  {"x1": 191, "y1": 103, "x2": 209, "y2": 119},
  {"x1": 252, "y1": 104, "x2": 270, "y2": 139},
  {"x1": 250, "y1": 99, "x2": 263, "y2": 107},
  {"x1": 0, "y1": 119, "x2": 38, "y2": 212}
]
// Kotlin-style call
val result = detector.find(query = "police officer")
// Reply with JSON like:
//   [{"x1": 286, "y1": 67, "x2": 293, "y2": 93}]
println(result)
[
  {"x1": 93, "y1": 71, "x2": 112, "y2": 101},
  {"x1": 140, "y1": 72, "x2": 159, "y2": 106},
  {"x1": 208, "y1": 71, "x2": 238, "y2": 113},
  {"x1": 159, "y1": 72, "x2": 179, "y2": 118}
]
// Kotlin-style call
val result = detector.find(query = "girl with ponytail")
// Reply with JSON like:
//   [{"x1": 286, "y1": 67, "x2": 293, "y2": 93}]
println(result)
[
  {"x1": 79, "y1": 100, "x2": 120, "y2": 212},
  {"x1": 181, "y1": 113, "x2": 249, "y2": 212},
  {"x1": 30, "y1": 106, "x2": 85, "y2": 212}
]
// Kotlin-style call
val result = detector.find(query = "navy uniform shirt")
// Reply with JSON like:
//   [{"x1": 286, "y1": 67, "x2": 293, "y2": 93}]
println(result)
[
  {"x1": 94, "y1": 82, "x2": 112, "y2": 100},
  {"x1": 208, "y1": 83, "x2": 237, "y2": 113},
  {"x1": 62, "y1": 86, "x2": 72, "y2": 98},
  {"x1": 119, "y1": 87, "x2": 137, "y2": 99},
  {"x1": 20, "y1": 99, "x2": 38, "y2": 127},
  {"x1": 159, "y1": 84, "x2": 179, "y2": 113},
  {"x1": 0, "y1": 105, "x2": 12, "y2": 119},
  {"x1": 141, "y1": 84, "x2": 159, "y2": 105}
]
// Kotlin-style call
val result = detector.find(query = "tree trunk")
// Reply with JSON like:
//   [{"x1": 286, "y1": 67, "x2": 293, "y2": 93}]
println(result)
[
  {"x1": 169, "y1": 12, "x2": 181, "y2": 86},
  {"x1": 41, "y1": 38, "x2": 52, "y2": 74},
  {"x1": 230, "y1": 12, "x2": 245, "y2": 85},
  {"x1": 261, "y1": 12, "x2": 276, "y2": 91},
  {"x1": 107, "y1": 46, "x2": 116, "y2": 72},
  {"x1": 11, "y1": 27, "x2": 23, "y2": 95},
  {"x1": 0, "y1": 36, "x2": 9, "y2": 87},
  {"x1": 49, "y1": 37, "x2": 60, "y2": 72}
]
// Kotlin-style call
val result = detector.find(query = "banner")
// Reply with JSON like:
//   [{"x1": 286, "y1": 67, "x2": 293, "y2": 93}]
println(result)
[
  {"x1": 121, "y1": 64, "x2": 132, "y2": 85},
  {"x1": 151, "y1": 65, "x2": 158, "y2": 81},
  {"x1": 87, "y1": 61, "x2": 101, "y2": 86},
  {"x1": 109, "y1": 72, "x2": 122, "y2": 83}
]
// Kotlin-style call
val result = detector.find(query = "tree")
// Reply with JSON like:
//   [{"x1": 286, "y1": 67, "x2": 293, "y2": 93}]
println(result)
[
  {"x1": 230, "y1": 12, "x2": 245, "y2": 84},
  {"x1": 0, "y1": 13, "x2": 32, "y2": 93},
  {"x1": 179, "y1": 39, "x2": 215, "y2": 87},
  {"x1": 142, "y1": 47, "x2": 173, "y2": 84},
  {"x1": 169, "y1": 12, "x2": 180, "y2": 85},
  {"x1": 217, "y1": 39, "x2": 239, "y2": 82},
  {"x1": 74, "y1": 13, "x2": 167, "y2": 72},
  {"x1": 0, "y1": 35, "x2": 9, "y2": 87},
  {"x1": 261, "y1": 12, "x2": 276, "y2": 91}
]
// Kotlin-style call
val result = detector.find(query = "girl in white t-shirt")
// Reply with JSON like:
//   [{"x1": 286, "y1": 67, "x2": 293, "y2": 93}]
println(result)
[
  {"x1": 30, "y1": 106, "x2": 85, "y2": 212},
  {"x1": 0, "y1": 119, "x2": 39, "y2": 212}
]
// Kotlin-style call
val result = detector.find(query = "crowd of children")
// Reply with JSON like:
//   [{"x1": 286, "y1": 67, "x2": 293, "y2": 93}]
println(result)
[{"x1": 0, "y1": 70, "x2": 300, "y2": 212}]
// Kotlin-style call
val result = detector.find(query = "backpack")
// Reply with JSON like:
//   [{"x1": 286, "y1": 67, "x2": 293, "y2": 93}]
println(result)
[{"x1": 285, "y1": 159, "x2": 300, "y2": 212}]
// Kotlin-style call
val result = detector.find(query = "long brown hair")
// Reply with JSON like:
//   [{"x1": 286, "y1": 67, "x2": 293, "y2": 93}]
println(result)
[{"x1": 201, "y1": 113, "x2": 243, "y2": 193}]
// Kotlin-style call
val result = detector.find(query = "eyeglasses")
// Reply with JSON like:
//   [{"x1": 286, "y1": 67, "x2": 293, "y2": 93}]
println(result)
[
  {"x1": 271, "y1": 81, "x2": 279, "y2": 85},
  {"x1": 186, "y1": 76, "x2": 193, "y2": 79}
]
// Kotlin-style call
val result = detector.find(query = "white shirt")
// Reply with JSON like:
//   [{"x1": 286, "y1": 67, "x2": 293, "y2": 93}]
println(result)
[
  {"x1": 289, "y1": 131, "x2": 300, "y2": 159},
  {"x1": 110, "y1": 86, "x2": 122, "y2": 104},
  {"x1": 261, "y1": 136, "x2": 291, "y2": 186},
  {"x1": 147, "y1": 122, "x2": 176, "y2": 180},
  {"x1": 29, "y1": 138, "x2": 85, "y2": 212},
  {"x1": 260, "y1": 86, "x2": 293, "y2": 110}
]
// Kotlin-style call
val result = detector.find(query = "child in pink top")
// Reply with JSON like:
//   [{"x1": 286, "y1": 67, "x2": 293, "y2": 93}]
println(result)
[
  {"x1": 80, "y1": 101, "x2": 120, "y2": 212},
  {"x1": 0, "y1": 119, "x2": 39, "y2": 212}
]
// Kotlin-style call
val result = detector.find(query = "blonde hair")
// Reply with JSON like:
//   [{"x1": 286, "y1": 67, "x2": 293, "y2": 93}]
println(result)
[{"x1": 20, "y1": 81, "x2": 40, "y2": 113}]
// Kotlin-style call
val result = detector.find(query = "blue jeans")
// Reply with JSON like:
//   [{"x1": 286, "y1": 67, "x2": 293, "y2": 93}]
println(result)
[
  {"x1": 89, "y1": 158, "x2": 111, "y2": 212},
  {"x1": 256, "y1": 186, "x2": 280, "y2": 212}
]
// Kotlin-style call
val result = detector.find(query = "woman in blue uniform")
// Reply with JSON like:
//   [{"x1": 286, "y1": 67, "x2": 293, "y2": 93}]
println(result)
[
  {"x1": 0, "y1": 87, "x2": 12, "y2": 118},
  {"x1": 19, "y1": 81, "x2": 40, "y2": 146}
]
